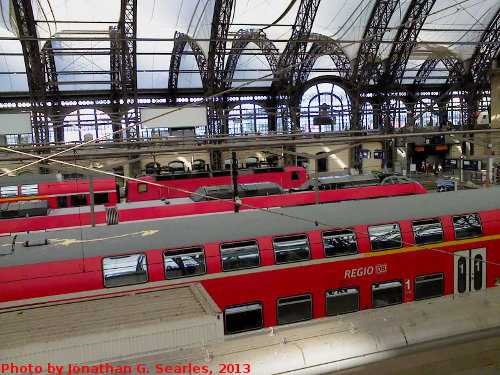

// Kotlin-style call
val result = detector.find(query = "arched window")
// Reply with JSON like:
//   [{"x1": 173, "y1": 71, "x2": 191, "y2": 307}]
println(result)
[
  {"x1": 227, "y1": 103, "x2": 268, "y2": 135},
  {"x1": 385, "y1": 99, "x2": 407, "y2": 128},
  {"x1": 64, "y1": 108, "x2": 113, "y2": 143},
  {"x1": 300, "y1": 82, "x2": 351, "y2": 132},
  {"x1": 361, "y1": 102, "x2": 374, "y2": 129},
  {"x1": 414, "y1": 98, "x2": 439, "y2": 127},
  {"x1": 446, "y1": 97, "x2": 466, "y2": 126},
  {"x1": 276, "y1": 104, "x2": 291, "y2": 133}
]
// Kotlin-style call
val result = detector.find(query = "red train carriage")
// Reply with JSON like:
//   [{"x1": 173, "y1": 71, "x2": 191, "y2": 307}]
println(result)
[
  {"x1": 0, "y1": 181, "x2": 427, "y2": 235},
  {"x1": 126, "y1": 166, "x2": 306, "y2": 201},
  {"x1": 1, "y1": 189, "x2": 498, "y2": 335},
  {"x1": 0, "y1": 174, "x2": 119, "y2": 209}
]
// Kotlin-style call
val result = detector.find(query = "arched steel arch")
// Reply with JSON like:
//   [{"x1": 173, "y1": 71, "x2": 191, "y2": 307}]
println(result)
[
  {"x1": 352, "y1": 0, "x2": 399, "y2": 84},
  {"x1": 468, "y1": 9, "x2": 500, "y2": 85},
  {"x1": 298, "y1": 33, "x2": 351, "y2": 85},
  {"x1": 168, "y1": 31, "x2": 208, "y2": 94},
  {"x1": 223, "y1": 29, "x2": 279, "y2": 89},
  {"x1": 275, "y1": 0, "x2": 321, "y2": 87},
  {"x1": 413, "y1": 55, "x2": 465, "y2": 86},
  {"x1": 385, "y1": 0, "x2": 437, "y2": 85}
]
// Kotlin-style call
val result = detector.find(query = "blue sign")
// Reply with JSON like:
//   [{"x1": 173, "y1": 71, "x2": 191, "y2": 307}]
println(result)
[
  {"x1": 462, "y1": 160, "x2": 481, "y2": 171},
  {"x1": 359, "y1": 150, "x2": 371, "y2": 159},
  {"x1": 444, "y1": 159, "x2": 458, "y2": 169},
  {"x1": 373, "y1": 150, "x2": 384, "y2": 159}
]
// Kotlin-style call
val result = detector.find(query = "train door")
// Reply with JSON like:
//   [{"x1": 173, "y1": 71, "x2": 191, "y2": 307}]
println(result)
[{"x1": 454, "y1": 248, "x2": 486, "y2": 294}]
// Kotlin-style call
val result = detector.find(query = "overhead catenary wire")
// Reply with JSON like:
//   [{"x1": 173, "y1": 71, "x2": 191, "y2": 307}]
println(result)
[
  {"x1": 0, "y1": 0, "x2": 480, "y2": 178},
  {"x1": 1, "y1": 144, "x2": 498, "y2": 269},
  {"x1": 0, "y1": 0, "x2": 497, "y2": 269}
]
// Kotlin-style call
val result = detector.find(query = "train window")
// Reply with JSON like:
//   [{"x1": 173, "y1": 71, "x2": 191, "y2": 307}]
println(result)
[
  {"x1": 415, "y1": 273, "x2": 444, "y2": 300},
  {"x1": 164, "y1": 246, "x2": 206, "y2": 279},
  {"x1": 57, "y1": 196, "x2": 68, "y2": 208},
  {"x1": 224, "y1": 302, "x2": 263, "y2": 334},
  {"x1": 94, "y1": 192, "x2": 110, "y2": 205},
  {"x1": 411, "y1": 218, "x2": 444, "y2": 245},
  {"x1": 326, "y1": 287, "x2": 359, "y2": 316},
  {"x1": 70, "y1": 194, "x2": 88, "y2": 207},
  {"x1": 322, "y1": 229, "x2": 358, "y2": 257},
  {"x1": 21, "y1": 184, "x2": 38, "y2": 196},
  {"x1": 273, "y1": 234, "x2": 310, "y2": 264},
  {"x1": 452, "y1": 214, "x2": 482, "y2": 240},
  {"x1": 220, "y1": 240, "x2": 260, "y2": 271},
  {"x1": 291, "y1": 171, "x2": 300, "y2": 181},
  {"x1": 368, "y1": 223, "x2": 402, "y2": 251},
  {"x1": 138, "y1": 183, "x2": 148, "y2": 193},
  {"x1": 372, "y1": 280, "x2": 403, "y2": 308},
  {"x1": 277, "y1": 294, "x2": 312, "y2": 325},
  {"x1": 0, "y1": 186, "x2": 18, "y2": 198},
  {"x1": 102, "y1": 253, "x2": 148, "y2": 288}
]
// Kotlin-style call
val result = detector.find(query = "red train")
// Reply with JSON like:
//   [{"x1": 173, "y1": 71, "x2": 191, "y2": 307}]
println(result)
[
  {"x1": 0, "y1": 167, "x2": 306, "y2": 209},
  {"x1": 1, "y1": 189, "x2": 498, "y2": 336},
  {"x1": 126, "y1": 166, "x2": 306, "y2": 201},
  {"x1": 0, "y1": 174, "x2": 119, "y2": 209},
  {"x1": 0, "y1": 181, "x2": 427, "y2": 235}
]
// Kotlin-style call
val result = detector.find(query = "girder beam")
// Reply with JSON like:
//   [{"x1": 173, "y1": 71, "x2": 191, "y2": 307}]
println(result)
[
  {"x1": 110, "y1": 0, "x2": 139, "y2": 140},
  {"x1": 276, "y1": 0, "x2": 321, "y2": 87},
  {"x1": 224, "y1": 29, "x2": 279, "y2": 89},
  {"x1": 168, "y1": 32, "x2": 208, "y2": 98},
  {"x1": 352, "y1": 0, "x2": 399, "y2": 85},
  {"x1": 11, "y1": 0, "x2": 50, "y2": 144},
  {"x1": 469, "y1": 10, "x2": 500, "y2": 86},
  {"x1": 385, "y1": 0, "x2": 437, "y2": 85},
  {"x1": 298, "y1": 33, "x2": 351, "y2": 85}
]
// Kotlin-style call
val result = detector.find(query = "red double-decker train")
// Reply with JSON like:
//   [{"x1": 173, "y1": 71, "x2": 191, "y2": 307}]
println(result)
[
  {"x1": 0, "y1": 174, "x2": 119, "y2": 209},
  {"x1": 1, "y1": 188, "x2": 498, "y2": 335}
]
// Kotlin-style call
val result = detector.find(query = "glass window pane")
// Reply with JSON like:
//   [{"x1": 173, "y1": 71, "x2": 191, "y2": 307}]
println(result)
[
  {"x1": 103, "y1": 253, "x2": 148, "y2": 288},
  {"x1": 372, "y1": 280, "x2": 403, "y2": 308},
  {"x1": 412, "y1": 218, "x2": 444, "y2": 245},
  {"x1": 277, "y1": 294, "x2": 312, "y2": 325},
  {"x1": 225, "y1": 302, "x2": 263, "y2": 334},
  {"x1": 369, "y1": 223, "x2": 402, "y2": 251},
  {"x1": 221, "y1": 240, "x2": 260, "y2": 271},
  {"x1": 70, "y1": 194, "x2": 88, "y2": 207},
  {"x1": 273, "y1": 234, "x2": 310, "y2": 264},
  {"x1": 138, "y1": 183, "x2": 148, "y2": 193},
  {"x1": 415, "y1": 273, "x2": 444, "y2": 300},
  {"x1": 1, "y1": 186, "x2": 18, "y2": 198},
  {"x1": 452, "y1": 214, "x2": 482, "y2": 240},
  {"x1": 322, "y1": 229, "x2": 358, "y2": 257},
  {"x1": 94, "y1": 192, "x2": 110, "y2": 205},
  {"x1": 326, "y1": 287, "x2": 359, "y2": 316},
  {"x1": 164, "y1": 247, "x2": 206, "y2": 279},
  {"x1": 21, "y1": 184, "x2": 38, "y2": 196}
]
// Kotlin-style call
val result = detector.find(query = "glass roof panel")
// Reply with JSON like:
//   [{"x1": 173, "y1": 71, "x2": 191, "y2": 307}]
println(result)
[
  {"x1": 419, "y1": 0, "x2": 499, "y2": 60},
  {"x1": 177, "y1": 44, "x2": 204, "y2": 89},
  {"x1": 0, "y1": 28, "x2": 28, "y2": 91},
  {"x1": 231, "y1": 43, "x2": 273, "y2": 88},
  {"x1": 52, "y1": 36, "x2": 110, "y2": 91},
  {"x1": 33, "y1": 0, "x2": 120, "y2": 38},
  {"x1": 313, "y1": 0, "x2": 376, "y2": 60},
  {"x1": 307, "y1": 54, "x2": 338, "y2": 81}
]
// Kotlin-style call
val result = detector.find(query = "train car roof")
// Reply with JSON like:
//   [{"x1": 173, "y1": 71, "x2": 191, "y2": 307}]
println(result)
[
  {"x1": 1, "y1": 188, "x2": 499, "y2": 267},
  {"x1": 0, "y1": 172, "x2": 112, "y2": 187}
]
